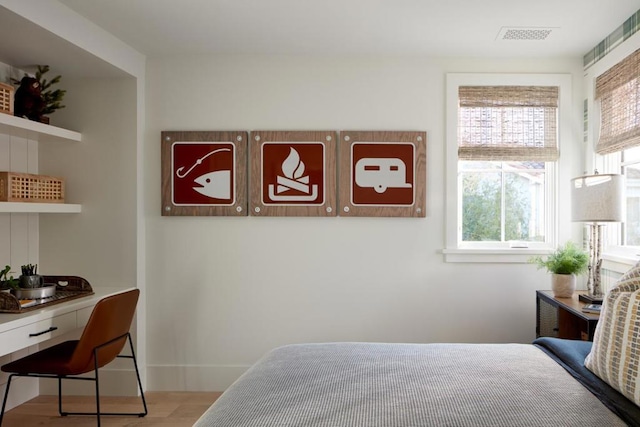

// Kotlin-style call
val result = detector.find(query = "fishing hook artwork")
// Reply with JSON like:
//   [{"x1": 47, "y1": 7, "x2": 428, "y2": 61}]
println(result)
[{"x1": 175, "y1": 148, "x2": 231, "y2": 178}]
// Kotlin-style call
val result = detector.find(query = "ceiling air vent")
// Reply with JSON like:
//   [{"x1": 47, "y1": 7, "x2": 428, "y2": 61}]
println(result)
[{"x1": 496, "y1": 27, "x2": 556, "y2": 41}]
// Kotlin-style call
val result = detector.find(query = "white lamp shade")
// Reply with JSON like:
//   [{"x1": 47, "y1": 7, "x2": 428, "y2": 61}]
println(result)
[{"x1": 571, "y1": 174, "x2": 625, "y2": 222}]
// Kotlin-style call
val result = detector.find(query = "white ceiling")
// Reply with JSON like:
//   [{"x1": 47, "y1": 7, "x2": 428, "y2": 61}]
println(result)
[{"x1": 58, "y1": 0, "x2": 640, "y2": 59}]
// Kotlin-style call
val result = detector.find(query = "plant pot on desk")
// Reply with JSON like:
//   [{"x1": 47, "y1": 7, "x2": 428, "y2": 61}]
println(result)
[
  {"x1": 551, "y1": 273, "x2": 576, "y2": 298},
  {"x1": 529, "y1": 241, "x2": 588, "y2": 298}
]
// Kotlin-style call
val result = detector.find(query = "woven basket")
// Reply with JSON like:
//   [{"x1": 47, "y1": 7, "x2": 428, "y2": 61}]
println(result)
[
  {"x1": 0, "y1": 83, "x2": 14, "y2": 115},
  {"x1": 0, "y1": 172, "x2": 65, "y2": 203}
]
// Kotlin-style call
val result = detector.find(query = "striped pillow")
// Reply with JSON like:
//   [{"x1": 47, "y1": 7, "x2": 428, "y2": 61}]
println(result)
[{"x1": 584, "y1": 262, "x2": 640, "y2": 407}]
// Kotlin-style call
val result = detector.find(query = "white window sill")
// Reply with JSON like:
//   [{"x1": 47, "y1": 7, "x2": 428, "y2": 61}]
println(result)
[
  {"x1": 442, "y1": 248, "x2": 551, "y2": 263},
  {"x1": 601, "y1": 247, "x2": 640, "y2": 273}
]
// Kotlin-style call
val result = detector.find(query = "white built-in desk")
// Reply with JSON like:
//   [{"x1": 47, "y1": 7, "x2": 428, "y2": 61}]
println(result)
[{"x1": 0, "y1": 287, "x2": 134, "y2": 357}]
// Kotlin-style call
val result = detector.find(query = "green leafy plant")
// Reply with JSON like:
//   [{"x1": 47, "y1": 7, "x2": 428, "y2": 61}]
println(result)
[
  {"x1": 529, "y1": 241, "x2": 589, "y2": 275},
  {"x1": 0, "y1": 265, "x2": 19, "y2": 290},
  {"x1": 34, "y1": 65, "x2": 65, "y2": 115}
]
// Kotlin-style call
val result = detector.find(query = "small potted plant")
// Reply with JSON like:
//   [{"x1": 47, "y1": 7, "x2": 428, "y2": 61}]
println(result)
[
  {"x1": 530, "y1": 241, "x2": 589, "y2": 297},
  {"x1": 0, "y1": 265, "x2": 19, "y2": 293}
]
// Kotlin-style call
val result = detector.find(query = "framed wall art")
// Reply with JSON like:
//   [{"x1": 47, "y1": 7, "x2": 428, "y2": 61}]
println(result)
[
  {"x1": 161, "y1": 131, "x2": 248, "y2": 216},
  {"x1": 250, "y1": 130, "x2": 337, "y2": 217},
  {"x1": 338, "y1": 131, "x2": 426, "y2": 217}
]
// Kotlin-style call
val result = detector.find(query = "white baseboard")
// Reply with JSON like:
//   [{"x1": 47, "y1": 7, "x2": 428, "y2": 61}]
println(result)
[
  {"x1": 27, "y1": 364, "x2": 250, "y2": 398},
  {"x1": 146, "y1": 365, "x2": 250, "y2": 391}
]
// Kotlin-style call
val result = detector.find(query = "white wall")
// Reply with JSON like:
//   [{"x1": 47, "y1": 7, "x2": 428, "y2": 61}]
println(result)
[
  {"x1": 144, "y1": 54, "x2": 584, "y2": 391},
  {"x1": 39, "y1": 77, "x2": 138, "y2": 284}
]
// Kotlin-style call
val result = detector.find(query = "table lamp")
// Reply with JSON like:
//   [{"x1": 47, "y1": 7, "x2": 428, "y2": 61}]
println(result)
[{"x1": 571, "y1": 173, "x2": 624, "y2": 303}]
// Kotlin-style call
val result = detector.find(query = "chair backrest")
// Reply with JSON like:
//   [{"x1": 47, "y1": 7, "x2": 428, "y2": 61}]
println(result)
[{"x1": 67, "y1": 289, "x2": 140, "y2": 374}]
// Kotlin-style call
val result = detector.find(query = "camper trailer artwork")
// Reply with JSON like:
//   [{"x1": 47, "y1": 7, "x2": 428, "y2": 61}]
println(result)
[
  {"x1": 261, "y1": 142, "x2": 325, "y2": 205},
  {"x1": 351, "y1": 142, "x2": 415, "y2": 206},
  {"x1": 171, "y1": 142, "x2": 236, "y2": 206},
  {"x1": 338, "y1": 131, "x2": 425, "y2": 217}
]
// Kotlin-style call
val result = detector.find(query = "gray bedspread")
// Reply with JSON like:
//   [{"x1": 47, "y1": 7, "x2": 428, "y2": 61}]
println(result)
[{"x1": 194, "y1": 342, "x2": 626, "y2": 426}]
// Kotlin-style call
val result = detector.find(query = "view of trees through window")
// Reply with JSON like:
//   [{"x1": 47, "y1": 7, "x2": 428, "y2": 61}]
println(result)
[{"x1": 460, "y1": 161, "x2": 546, "y2": 243}]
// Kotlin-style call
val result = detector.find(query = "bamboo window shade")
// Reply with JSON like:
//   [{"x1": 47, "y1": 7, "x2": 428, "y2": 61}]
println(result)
[
  {"x1": 458, "y1": 86, "x2": 559, "y2": 161},
  {"x1": 595, "y1": 48, "x2": 640, "y2": 155}
]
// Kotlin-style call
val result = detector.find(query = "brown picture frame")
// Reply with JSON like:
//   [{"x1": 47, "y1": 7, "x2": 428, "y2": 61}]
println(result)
[
  {"x1": 338, "y1": 131, "x2": 426, "y2": 217},
  {"x1": 250, "y1": 130, "x2": 337, "y2": 217},
  {"x1": 161, "y1": 130, "x2": 248, "y2": 216}
]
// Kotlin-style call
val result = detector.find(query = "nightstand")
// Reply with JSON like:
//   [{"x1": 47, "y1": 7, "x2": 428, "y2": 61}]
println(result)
[{"x1": 536, "y1": 290, "x2": 600, "y2": 341}]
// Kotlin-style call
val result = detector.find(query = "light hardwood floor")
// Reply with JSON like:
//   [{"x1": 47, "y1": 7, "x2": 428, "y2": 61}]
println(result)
[{"x1": 1, "y1": 391, "x2": 221, "y2": 426}]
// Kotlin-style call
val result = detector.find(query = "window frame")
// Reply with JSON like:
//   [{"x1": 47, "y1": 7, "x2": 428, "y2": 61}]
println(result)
[
  {"x1": 597, "y1": 149, "x2": 640, "y2": 264},
  {"x1": 444, "y1": 73, "x2": 573, "y2": 263},
  {"x1": 585, "y1": 38, "x2": 640, "y2": 272}
]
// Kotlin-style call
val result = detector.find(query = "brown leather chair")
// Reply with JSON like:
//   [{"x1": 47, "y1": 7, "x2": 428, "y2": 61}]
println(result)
[{"x1": 0, "y1": 289, "x2": 147, "y2": 426}]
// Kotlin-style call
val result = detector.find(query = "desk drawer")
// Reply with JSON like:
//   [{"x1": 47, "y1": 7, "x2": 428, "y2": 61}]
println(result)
[
  {"x1": 1, "y1": 312, "x2": 77, "y2": 355},
  {"x1": 76, "y1": 306, "x2": 93, "y2": 328}
]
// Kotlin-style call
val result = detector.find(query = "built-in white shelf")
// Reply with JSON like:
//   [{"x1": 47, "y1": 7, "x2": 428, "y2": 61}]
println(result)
[
  {"x1": 0, "y1": 202, "x2": 81, "y2": 213},
  {"x1": 0, "y1": 114, "x2": 83, "y2": 214},
  {"x1": 0, "y1": 113, "x2": 81, "y2": 143}
]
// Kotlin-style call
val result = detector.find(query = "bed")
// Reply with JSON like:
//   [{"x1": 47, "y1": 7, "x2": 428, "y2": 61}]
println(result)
[
  {"x1": 194, "y1": 339, "x2": 638, "y2": 427},
  {"x1": 195, "y1": 264, "x2": 640, "y2": 427}
]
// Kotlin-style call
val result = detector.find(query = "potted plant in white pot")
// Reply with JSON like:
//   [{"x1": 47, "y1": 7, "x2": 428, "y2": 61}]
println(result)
[{"x1": 530, "y1": 241, "x2": 589, "y2": 298}]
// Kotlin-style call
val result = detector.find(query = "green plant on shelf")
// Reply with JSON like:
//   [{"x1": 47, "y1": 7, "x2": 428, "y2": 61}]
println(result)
[
  {"x1": 35, "y1": 65, "x2": 66, "y2": 116},
  {"x1": 0, "y1": 265, "x2": 19, "y2": 290}
]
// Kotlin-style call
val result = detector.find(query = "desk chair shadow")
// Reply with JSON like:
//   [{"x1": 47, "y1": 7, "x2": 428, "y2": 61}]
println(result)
[{"x1": 0, "y1": 289, "x2": 147, "y2": 426}]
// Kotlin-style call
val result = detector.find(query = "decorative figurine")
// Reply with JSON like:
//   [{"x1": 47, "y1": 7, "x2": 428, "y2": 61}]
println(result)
[
  {"x1": 12, "y1": 65, "x2": 65, "y2": 124},
  {"x1": 13, "y1": 76, "x2": 44, "y2": 122}
]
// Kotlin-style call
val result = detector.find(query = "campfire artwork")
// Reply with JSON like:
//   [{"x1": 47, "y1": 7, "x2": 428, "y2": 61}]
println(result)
[
  {"x1": 262, "y1": 143, "x2": 325, "y2": 205},
  {"x1": 249, "y1": 130, "x2": 337, "y2": 217},
  {"x1": 267, "y1": 147, "x2": 318, "y2": 202}
]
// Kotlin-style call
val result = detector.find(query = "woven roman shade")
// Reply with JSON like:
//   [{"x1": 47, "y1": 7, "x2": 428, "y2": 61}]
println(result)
[
  {"x1": 458, "y1": 86, "x2": 559, "y2": 161},
  {"x1": 595, "y1": 48, "x2": 640, "y2": 154}
]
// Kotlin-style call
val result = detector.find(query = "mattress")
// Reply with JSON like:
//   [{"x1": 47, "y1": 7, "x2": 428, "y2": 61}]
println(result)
[{"x1": 194, "y1": 342, "x2": 629, "y2": 426}]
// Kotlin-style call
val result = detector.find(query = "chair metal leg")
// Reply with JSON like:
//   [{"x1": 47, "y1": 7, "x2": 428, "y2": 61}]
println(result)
[
  {"x1": 58, "y1": 376, "x2": 65, "y2": 416},
  {"x1": 56, "y1": 333, "x2": 147, "y2": 421},
  {"x1": 0, "y1": 374, "x2": 15, "y2": 427},
  {"x1": 94, "y1": 354, "x2": 101, "y2": 427},
  {"x1": 127, "y1": 332, "x2": 148, "y2": 416}
]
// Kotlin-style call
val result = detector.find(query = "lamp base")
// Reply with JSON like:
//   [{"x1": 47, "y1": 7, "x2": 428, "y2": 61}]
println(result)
[{"x1": 579, "y1": 294, "x2": 603, "y2": 304}]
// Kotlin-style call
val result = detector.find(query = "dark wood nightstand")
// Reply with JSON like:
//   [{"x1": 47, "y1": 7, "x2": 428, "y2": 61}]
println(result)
[{"x1": 536, "y1": 290, "x2": 600, "y2": 341}]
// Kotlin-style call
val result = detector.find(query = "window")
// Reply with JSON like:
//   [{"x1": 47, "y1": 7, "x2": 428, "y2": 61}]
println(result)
[
  {"x1": 445, "y1": 74, "x2": 573, "y2": 262},
  {"x1": 621, "y1": 147, "x2": 640, "y2": 246},
  {"x1": 594, "y1": 48, "x2": 640, "y2": 260},
  {"x1": 459, "y1": 160, "x2": 547, "y2": 245}
]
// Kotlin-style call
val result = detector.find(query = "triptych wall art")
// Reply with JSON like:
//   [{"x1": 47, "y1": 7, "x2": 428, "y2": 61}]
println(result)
[{"x1": 161, "y1": 130, "x2": 426, "y2": 218}]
